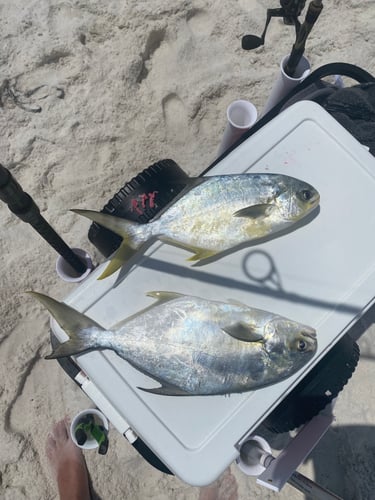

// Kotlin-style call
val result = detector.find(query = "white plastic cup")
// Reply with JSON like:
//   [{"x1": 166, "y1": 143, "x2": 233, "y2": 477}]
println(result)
[
  {"x1": 56, "y1": 248, "x2": 93, "y2": 283},
  {"x1": 70, "y1": 409, "x2": 109, "y2": 450},
  {"x1": 217, "y1": 100, "x2": 258, "y2": 156},
  {"x1": 261, "y1": 54, "x2": 311, "y2": 116}
]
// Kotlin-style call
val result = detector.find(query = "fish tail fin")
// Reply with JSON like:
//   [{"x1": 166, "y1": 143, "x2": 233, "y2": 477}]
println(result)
[
  {"x1": 97, "y1": 243, "x2": 138, "y2": 280},
  {"x1": 72, "y1": 209, "x2": 150, "y2": 278},
  {"x1": 28, "y1": 291, "x2": 106, "y2": 359}
]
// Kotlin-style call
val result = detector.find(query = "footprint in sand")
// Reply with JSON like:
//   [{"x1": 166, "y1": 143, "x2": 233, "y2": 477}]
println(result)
[
  {"x1": 137, "y1": 28, "x2": 167, "y2": 83},
  {"x1": 162, "y1": 93, "x2": 189, "y2": 144}
]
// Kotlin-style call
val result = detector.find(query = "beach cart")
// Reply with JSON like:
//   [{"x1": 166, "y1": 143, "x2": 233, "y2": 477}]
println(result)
[{"x1": 47, "y1": 99, "x2": 375, "y2": 497}]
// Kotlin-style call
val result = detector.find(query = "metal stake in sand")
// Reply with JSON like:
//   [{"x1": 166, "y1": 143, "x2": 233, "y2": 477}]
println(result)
[{"x1": 0, "y1": 163, "x2": 87, "y2": 275}]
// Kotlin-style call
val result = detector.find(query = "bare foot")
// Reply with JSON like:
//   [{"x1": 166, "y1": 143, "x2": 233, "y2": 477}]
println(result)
[
  {"x1": 46, "y1": 417, "x2": 91, "y2": 500},
  {"x1": 199, "y1": 468, "x2": 238, "y2": 500}
]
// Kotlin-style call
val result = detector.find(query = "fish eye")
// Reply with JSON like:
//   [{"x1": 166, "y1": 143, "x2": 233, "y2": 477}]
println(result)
[
  {"x1": 297, "y1": 339, "x2": 307, "y2": 351},
  {"x1": 300, "y1": 189, "x2": 313, "y2": 201}
]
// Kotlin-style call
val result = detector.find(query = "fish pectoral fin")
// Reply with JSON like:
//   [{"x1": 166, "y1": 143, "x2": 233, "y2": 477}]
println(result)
[
  {"x1": 234, "y1": 204, "x2": 275, "y2": 219},
  {"x1": 146, "y1": 291, "x2": 185, "y2": 302},
  {"x1": 222, "y1": 321, "x2": 264, "y2": 342},
  {"x1": 137, "y1": 385, "x2": 192, "y2": 396}
]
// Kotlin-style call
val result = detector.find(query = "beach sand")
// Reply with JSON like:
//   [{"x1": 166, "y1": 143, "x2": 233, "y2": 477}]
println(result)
[{"x1": 1, "y1": 1, "x2": 375, "y2": 498}]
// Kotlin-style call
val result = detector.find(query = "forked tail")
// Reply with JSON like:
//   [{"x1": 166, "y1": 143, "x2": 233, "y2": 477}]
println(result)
[
  {"x1": 29, "y1": 291, "x2": 107, "y2": 358},
  {"x1": 72, "y1": 209, "x2": 147, "y2": 279}
]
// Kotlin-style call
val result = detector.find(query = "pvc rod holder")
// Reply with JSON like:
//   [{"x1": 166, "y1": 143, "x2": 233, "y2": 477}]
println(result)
[
  {"x1": 261, "y1": 54, "x2": 311, "y2": 116},
  {"x1": 56, "y1": 247, "x2": 93, "y2": 282},
  {"x1": 217, "y1": 100, "x2": 258, "y2": 156}
]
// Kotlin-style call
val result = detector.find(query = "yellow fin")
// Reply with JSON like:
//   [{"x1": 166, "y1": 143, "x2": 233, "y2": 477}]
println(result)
[
  {"x1": 234, "y1": 204, "x2": 275, "y2": 219},
  {"x1": 186, "y1": 248, "x2": 218, "y2": 262},
  {"x1": 98, "y1": 243, "x2": 137, "y2": 280},
  {"x1": 158, "y1": 237, "x2": 217, "y2": 262},
  {"x1": 146, "y1": 291, "x2": 184, "y2": 302}
]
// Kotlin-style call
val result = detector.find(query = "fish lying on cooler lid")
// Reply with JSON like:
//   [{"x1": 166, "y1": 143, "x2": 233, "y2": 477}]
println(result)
[
  {"x1": 72, "y1": 173, "x2": 320, "y2": 279},
  {"x1": 30, "y1": 291, "x2": 317, "y2": 396}
]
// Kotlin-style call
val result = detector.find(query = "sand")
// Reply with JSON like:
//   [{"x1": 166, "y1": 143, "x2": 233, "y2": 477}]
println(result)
[{"x1": 1, "y1": 0, "x2": 375, "y2": 498}]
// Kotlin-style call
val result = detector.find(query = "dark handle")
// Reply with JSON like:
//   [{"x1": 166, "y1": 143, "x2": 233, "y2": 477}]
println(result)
[
  {"x1": 0, "y1": 164, "x2": 87, "y2": 275},
  {"x1": 285, "y1": 0, "x2": 323, "y2": 77}
]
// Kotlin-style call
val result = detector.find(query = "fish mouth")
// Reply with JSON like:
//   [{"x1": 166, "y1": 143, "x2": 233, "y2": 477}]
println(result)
[
  {"x1": 302, "y1": 329, "x2": 317, "y2": 340},
  {"x1": 309, "y1": 192, "x2": 320, "y2": 209}
]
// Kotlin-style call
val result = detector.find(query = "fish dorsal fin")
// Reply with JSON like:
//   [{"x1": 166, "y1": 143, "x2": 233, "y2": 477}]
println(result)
[
  {"x1": 234, "y1": 204, "x2": 275, "y2": 219},
  {"x1": 222, "y1": 321, "x2": 264, "y2": 342},
  {"x1": 169, "y1": 176, "x2": 208, "y2": 190},
  {"x1": 227, "y1": 298, "x2": 249, "y2": 308},
  {"x1": 146, "y1": 291, "x2": 185, "y2": 302},
  {"x1": 158, "y1": 177, "x2": 208, "y2": 207}
]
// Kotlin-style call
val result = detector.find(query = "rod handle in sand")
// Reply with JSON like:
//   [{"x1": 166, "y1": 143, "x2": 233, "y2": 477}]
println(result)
[{"x1": 0, "y1": 163, "x2": 87, "y2": 275}]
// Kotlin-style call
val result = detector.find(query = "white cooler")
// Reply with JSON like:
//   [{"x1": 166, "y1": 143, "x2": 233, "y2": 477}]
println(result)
[{"x1": 50, "y1": 101, "x2": 375, "y2": 487}]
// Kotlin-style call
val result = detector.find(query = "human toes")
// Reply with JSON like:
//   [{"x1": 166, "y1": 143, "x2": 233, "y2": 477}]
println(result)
[
  {"x1": 45, "y1": 430, "x2": 57, "y2": 459},
  {"x1": 51, "y1": 418, "x2": 70, "y2": 443}
]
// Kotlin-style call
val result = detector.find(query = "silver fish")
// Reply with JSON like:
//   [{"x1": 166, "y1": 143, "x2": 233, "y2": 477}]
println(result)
[
  {"x1": 30, "y1": 291, "x2": 317, "y2": 396},
  {"x1": 72, "y1": 173, "x2": 320, "y2": 279}
]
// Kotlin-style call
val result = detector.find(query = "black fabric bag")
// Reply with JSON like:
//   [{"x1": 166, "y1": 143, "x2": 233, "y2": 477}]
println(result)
[
  {"x1": 277, "y1": 63, "x2": 375, "y2": 155},
  {"x1": 212, "y1": 62, "x2": 375, "y2": 167}
]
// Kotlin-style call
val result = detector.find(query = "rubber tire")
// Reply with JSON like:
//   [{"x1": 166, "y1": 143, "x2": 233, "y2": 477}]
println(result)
[
  {"x1": 262, "y1": 333, "x2": 360, "y2": 433},
  {"x1": 88, "y1": 159, "x2": 189, "y2": 257}
]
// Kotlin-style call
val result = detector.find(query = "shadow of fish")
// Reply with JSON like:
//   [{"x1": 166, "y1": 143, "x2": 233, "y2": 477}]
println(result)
[
  {"x1": 72, "y1": 173, "x2": 320, "y2": 279},
  {"x1": 30, "y1": 291, "x2": 317, "y2": 396}
]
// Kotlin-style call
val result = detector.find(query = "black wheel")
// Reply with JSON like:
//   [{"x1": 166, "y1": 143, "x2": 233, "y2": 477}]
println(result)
[
  {"x1": 263, "y1": 333, "x2": 360, "y2": 433},
  {"x1": 88, "y1": 159, "x2": 189, "y2": 257}
]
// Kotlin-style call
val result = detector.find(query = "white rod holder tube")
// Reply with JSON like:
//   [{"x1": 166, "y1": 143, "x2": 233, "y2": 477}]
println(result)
[
  {"x1": 261, "y1": 54, "x2": 311, "y2": 117},
  {"x1": 217, "y1": 100, "x2": 257, "y2": 157},
  {"x1": 56, "y1": 247, "x2": 93, "y2": 283}
]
